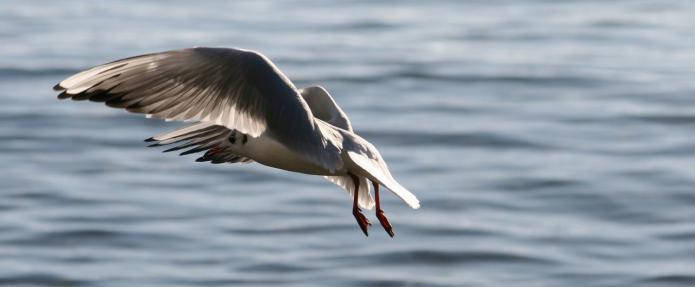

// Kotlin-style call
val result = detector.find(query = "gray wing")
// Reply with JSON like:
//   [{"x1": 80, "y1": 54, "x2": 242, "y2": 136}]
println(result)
[
  {"x1": 146, "y1": 122, "x2": 253, "y2": 164},
  {"x1": 299, "y1": 86, "x2": 353, "y2": 132},
  {"x1": 54, "y1": 47, "x2": 341, "y2": 171}
]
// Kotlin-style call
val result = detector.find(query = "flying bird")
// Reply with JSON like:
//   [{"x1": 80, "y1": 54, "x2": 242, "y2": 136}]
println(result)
[{"x1": 53, "y1": 47, "x2": 420, "y2": 237}]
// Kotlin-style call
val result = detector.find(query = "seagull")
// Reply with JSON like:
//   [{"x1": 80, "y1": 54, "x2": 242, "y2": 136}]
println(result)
[{"x1": 53, "y1": 47, "x2": 420, "y2": 237}]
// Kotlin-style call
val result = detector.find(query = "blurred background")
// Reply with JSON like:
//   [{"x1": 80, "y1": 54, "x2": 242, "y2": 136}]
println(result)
[{"x1": 1, "y1": 0, "x2": 695, "y2": 286}]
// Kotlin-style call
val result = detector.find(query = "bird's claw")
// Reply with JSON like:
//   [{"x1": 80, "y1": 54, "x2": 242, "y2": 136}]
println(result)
[
  {"x1": 353, "y1": 208, "x2": 371, "y2": 236},
  {"x1": 376, "y1": 209, "x2": 395, "y2": 237}
]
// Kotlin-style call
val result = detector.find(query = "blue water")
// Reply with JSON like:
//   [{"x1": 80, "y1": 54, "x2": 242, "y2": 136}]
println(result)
[{"x1": 2, "y1": 1, "x2": 695, "y2": 286}]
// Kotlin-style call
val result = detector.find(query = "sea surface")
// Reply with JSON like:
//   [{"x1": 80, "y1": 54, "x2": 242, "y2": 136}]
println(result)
[{"x1": 1, "y1": 1, "x2": 695, "y2": 286}]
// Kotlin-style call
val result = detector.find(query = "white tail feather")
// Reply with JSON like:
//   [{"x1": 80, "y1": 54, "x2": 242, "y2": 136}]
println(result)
[
  {"x1": 347, "y1": 151, "x2": 420, "y2": 209},
  {"x1": 324, "y1": 175, "x2": 374, "y2": 210}
]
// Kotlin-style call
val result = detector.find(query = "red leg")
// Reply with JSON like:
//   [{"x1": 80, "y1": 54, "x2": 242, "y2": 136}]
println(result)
[
  {"x1": 373, "y1": 181, "x2": 395, "y2": 237},
  {"x1": 349, "y1": 173, "x2": 371, "y2": 236}
]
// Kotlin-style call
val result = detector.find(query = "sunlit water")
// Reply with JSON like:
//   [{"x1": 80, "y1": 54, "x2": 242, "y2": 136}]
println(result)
[{"x1": 2, "y1": 1, "x2": 695, "y2": 286}]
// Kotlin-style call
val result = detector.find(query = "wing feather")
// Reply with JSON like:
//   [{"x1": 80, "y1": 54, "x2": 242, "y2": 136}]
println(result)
[
  {"x1": 146, "y1": 122, "x2": 253, "y2": 165},
  {"x1": 55, "y1": 47, "x2": 341, "y2": 171},
  {"x1": 300, "y1": 86, "x2": 353, "y2": 132}
]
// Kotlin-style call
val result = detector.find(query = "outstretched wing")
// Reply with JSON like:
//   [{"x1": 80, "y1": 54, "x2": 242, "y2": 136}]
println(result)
[
  {"x1": 299, "y1": 86, "x2": 353, "y2": 132},
  {"x1": 54, "y1": 47, "x2": 342, "y2": 171},
  {"x1": 146, "y1": 122, "x2": 253, "y2": 164}
]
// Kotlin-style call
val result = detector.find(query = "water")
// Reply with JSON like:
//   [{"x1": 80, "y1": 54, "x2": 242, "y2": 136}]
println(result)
[{"x1": 2, "y1": 0, "x2": 695, "y2": 286}]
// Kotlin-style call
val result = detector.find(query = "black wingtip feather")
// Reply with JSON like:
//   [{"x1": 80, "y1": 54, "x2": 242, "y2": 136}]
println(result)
[
  {"x1": 53, "y1": 83, "x2": 64, "y2": 91},
  {"x1": 57, "y1": 91, "x2": 72, "y2": 100},
  {"x1": 144, "y1": 137, "x2": 156, "y2": 142},
  {"x1": 179, "y1": 146, "x2": 207, "y2": 156},
  {"x1": 163, "y1": 146, "x2": 183, "y2": 153}
]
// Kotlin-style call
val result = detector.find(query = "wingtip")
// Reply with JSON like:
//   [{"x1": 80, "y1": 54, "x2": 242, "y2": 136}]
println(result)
[
  {"x1": 53, "y1": 83, "x2": 65, "y2": 91},
  {"x1": 56, "y1": 91, "x2": 71, "y2": 100},
  {"x1": 144, "y1": 137, "x2": 156, "y2": 142},
  {"x1": 162, "y1": 146, "x2": 179, "y2": 153}
]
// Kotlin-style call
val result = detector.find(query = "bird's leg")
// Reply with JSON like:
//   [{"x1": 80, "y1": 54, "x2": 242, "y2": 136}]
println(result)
[
  {"x1": 349, "y1": 173, "x2": 370, "y2": 236},
  {"x1": 373, "y1": 181, "x2": 395, "y2": 237}
]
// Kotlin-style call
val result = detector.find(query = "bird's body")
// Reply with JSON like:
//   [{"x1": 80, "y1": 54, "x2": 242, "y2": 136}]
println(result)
[
  {"x1": 237, "y1": 127, "x2": 331, "y2": 176},
  {"x1": 54, "y1": 47, "x2": 419, "y2": 236}
]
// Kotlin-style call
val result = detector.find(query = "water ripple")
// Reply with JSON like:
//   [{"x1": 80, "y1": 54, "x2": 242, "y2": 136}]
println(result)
[
  {"x1": 639, "y1": 274, "x2": 695, "y2": 286},
  {"x1": 329, "y1": 249, "x2": 556, "y2": 266},
  {"x1": 359, "y1": 130, "x2": 549, "y2": 149},
  {"x1": 0, "y1": 274, "x2": 88, "y2": 287}
]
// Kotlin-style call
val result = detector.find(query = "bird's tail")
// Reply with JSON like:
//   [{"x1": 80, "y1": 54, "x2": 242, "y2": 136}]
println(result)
[
  {"x1": 347, "y1": 151, "x2": 420, "y2": 209},
  {"x1": 324, "y1": 175, "x2": 374, "y2": 210}
]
